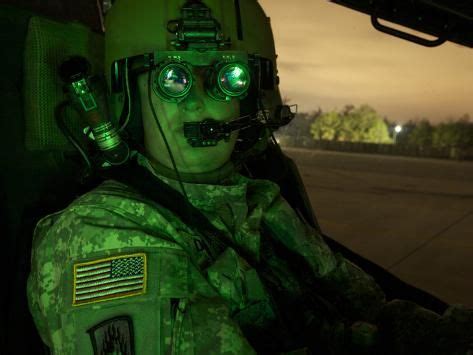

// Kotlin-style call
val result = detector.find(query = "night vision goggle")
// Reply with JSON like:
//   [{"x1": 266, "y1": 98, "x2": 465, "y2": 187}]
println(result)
[
  {"x1": 121, "y1": 51, "x2": 251, "y2": 102},
  {"x1": 110, "y1": 50, "x2": 287, "y2": 148}
]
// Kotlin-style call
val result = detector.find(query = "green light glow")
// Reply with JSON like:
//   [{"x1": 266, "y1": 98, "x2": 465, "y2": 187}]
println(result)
[
  {"x1": 71, "y1": 79, "x2": 97, "y2": 111},
  {"x1": 219, "y1": 63, "x2": 250, "y2": 96},
  {"x1": 155, "y1": 63, "x2": 192, "y2": 100},
  {"x1": 232, "y1": 66, "x2": 243, "y2": 77}
]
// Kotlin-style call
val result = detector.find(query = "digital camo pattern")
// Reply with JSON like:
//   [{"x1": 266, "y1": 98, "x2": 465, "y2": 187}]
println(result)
[
  {"x1": 27, "y1": 153, "x2": 274, "y2": 354},
  {"x1": 27, "y1": 154, "x2": 473, "y2": 354}
]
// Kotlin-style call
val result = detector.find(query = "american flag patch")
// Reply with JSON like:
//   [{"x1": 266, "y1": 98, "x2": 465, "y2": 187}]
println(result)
[{"x1": 72, "y1": 253, "x2": 147, "y2": 306}]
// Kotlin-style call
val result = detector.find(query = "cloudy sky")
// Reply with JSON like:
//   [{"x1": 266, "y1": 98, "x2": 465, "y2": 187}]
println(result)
[{"x1": 258, "y1": 0, "x2": 472, "y2": 124}]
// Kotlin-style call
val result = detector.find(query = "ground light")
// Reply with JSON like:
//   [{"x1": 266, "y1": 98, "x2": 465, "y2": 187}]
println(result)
[{"x1": 394, "y1": 124, "x2": 403, "y2": 144}]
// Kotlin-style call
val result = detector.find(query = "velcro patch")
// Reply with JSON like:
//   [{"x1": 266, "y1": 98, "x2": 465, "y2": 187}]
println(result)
[{"x1": 73, "y1": 253, "x2": 147, "y2": 306}]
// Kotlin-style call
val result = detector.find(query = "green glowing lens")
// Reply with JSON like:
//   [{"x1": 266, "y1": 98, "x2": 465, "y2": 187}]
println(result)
[
  {"x1": 156, "y1": 63, "x2": 192, "y2": 99},
  {"x1": 218, "y1": 63, "x2": 250, "y2": 97}
]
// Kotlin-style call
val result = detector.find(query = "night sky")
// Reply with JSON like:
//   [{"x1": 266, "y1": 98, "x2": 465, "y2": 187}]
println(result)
[{"x1": 259, "y1": 0, "x2": 472, "y2": 124}]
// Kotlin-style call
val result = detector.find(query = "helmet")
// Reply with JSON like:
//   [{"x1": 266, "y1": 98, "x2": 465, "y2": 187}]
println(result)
[{"x1": 105, "y1": 0, "x2": 283, "y2": 132}]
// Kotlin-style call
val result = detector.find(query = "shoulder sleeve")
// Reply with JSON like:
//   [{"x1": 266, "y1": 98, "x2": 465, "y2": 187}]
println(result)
[
  {"x1": 263, "y1": 195, "x2": 386, "y2": 322},
  {"x1": 27, "y1": 194, "x2": 259, "y2": 354},
  {"x1": 26, "y1": 196, "x2": 180, "y2": 348},
  {"x1": 27, "y1": 211, "x2": 65, "y2": 347}
]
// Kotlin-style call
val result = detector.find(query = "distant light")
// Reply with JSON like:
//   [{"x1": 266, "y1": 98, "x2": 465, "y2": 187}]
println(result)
[{"x1": 395, "y1": 125, "x2": 403, "y2": 133}]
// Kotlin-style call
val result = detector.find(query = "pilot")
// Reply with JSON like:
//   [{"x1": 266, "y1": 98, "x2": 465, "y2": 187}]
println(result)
[{"x1": 27, "y1": 0, "x2": 473, "y2": 354}]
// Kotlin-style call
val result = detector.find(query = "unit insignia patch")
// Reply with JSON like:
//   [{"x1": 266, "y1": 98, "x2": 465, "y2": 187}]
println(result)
[{"x1": 88, "y1": 316, "x2": 135, "y2": 355}]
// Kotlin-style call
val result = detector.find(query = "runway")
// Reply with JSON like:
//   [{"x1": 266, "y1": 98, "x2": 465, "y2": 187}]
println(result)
[{"x1": 283, "y1": 147, "x2": 473, "y2": 307}]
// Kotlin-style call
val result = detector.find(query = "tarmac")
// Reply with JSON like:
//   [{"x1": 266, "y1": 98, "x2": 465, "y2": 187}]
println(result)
[{"x1": 283, "y1": 147, "x2": 473, "y2": 308}]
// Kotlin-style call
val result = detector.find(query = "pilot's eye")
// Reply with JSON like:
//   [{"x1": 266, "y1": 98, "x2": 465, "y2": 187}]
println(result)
[
  {"x1": 218, "y1": 63, "x2": 251, "y2": 97},
  {"x1": 155, "y1": 63, "x2": 192, "y2": 99}
]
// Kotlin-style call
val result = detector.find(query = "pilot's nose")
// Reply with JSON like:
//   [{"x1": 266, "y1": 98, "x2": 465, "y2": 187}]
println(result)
[{"x1": 181, "y1": 77, "x2": 205, "y2": 114}]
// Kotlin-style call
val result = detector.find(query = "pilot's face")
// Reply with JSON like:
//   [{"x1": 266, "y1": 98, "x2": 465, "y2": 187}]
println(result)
[{"x1": 138, "y1": 66, "x2": 240, "y2": 174}]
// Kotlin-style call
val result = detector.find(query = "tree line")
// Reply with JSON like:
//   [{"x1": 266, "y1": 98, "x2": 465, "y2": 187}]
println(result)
[
  {"x1": 276, "y1": 104, "x2": 473, "y2": 150},
  {"x1": 394, "y1": 116, "x2": 473, "y2": 150}
]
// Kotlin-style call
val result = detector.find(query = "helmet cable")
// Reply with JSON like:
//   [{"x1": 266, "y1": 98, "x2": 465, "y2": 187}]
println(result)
[
  {"x1": 118, "y1": 58, "x2": 132, "y2": 133},
  {"x1": 55, "y1": 100, "x2": 93, "y2": 176},
  {"x1": 146, "y1": 68, "x2": 191, "y2": 205}
]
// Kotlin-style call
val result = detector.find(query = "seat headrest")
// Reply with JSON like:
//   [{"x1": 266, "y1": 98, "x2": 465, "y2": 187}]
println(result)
[{"x1": 23, "y1": 16, "x2": 104, "y2": 151}]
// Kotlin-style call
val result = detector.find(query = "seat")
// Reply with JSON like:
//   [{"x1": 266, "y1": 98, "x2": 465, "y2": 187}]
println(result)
[
  {"x1": 0, "y1": 6, "x2": 103, "y2": 353},
  {"x1": 0, "y1": 4, "x2": 448, "y2": 354}
]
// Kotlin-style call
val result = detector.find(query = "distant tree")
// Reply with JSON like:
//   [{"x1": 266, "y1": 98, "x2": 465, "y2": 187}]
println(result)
[
  {"x1": 408, "y1": 120, "x2": 433, "y2": 147},
  {"x1": 310, "y1": 104, "x2": 392, "y2": 143},
  {"x1": 310, "y1": 110, "x2": 342, "y2": 141},
  {"x1": 277, "y1": 109, "x2": 322, "y2": 142},
  {"x1": 433, "y1": 115, "x2": 473, "y2": 149}
]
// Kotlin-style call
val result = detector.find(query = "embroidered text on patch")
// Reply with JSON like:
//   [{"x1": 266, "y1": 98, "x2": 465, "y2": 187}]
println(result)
[{"x1": 73, "y1": 253, "x2": 147, "y2": 306}]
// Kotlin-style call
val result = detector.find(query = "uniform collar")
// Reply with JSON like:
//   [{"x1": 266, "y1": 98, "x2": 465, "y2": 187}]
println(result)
[
  {"x1": 140, "y1": 152, "x2": 237, "y2": 185},
  {"x1": 136, "y1": 153, "x2": 249, "y2": 214}
]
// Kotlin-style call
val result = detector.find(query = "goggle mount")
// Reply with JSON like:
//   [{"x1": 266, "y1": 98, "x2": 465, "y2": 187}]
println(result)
[
  {"x1": 167, "y1": 0, "x2": 231, "y2": 50},
  {"x1": 109, "y1": 1, "x2": 294, "y2": 149}
]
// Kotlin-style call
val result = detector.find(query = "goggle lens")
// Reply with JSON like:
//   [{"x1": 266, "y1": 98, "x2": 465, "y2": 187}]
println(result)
[
  {"x1": 156, "y1": 63, "x2": 192, "y2": 98},
  {"x1": 153, "y1": 62, "x2": 250, "y2": 102},
  {"x1": 219, "y1": 64, "x2": 250, "y2": 96}
]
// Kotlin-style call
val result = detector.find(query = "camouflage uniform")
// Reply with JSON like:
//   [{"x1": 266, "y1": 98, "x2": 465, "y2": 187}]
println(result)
[{"x1": 27, "y1": 153, "x2": 389, "y2": 354}]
